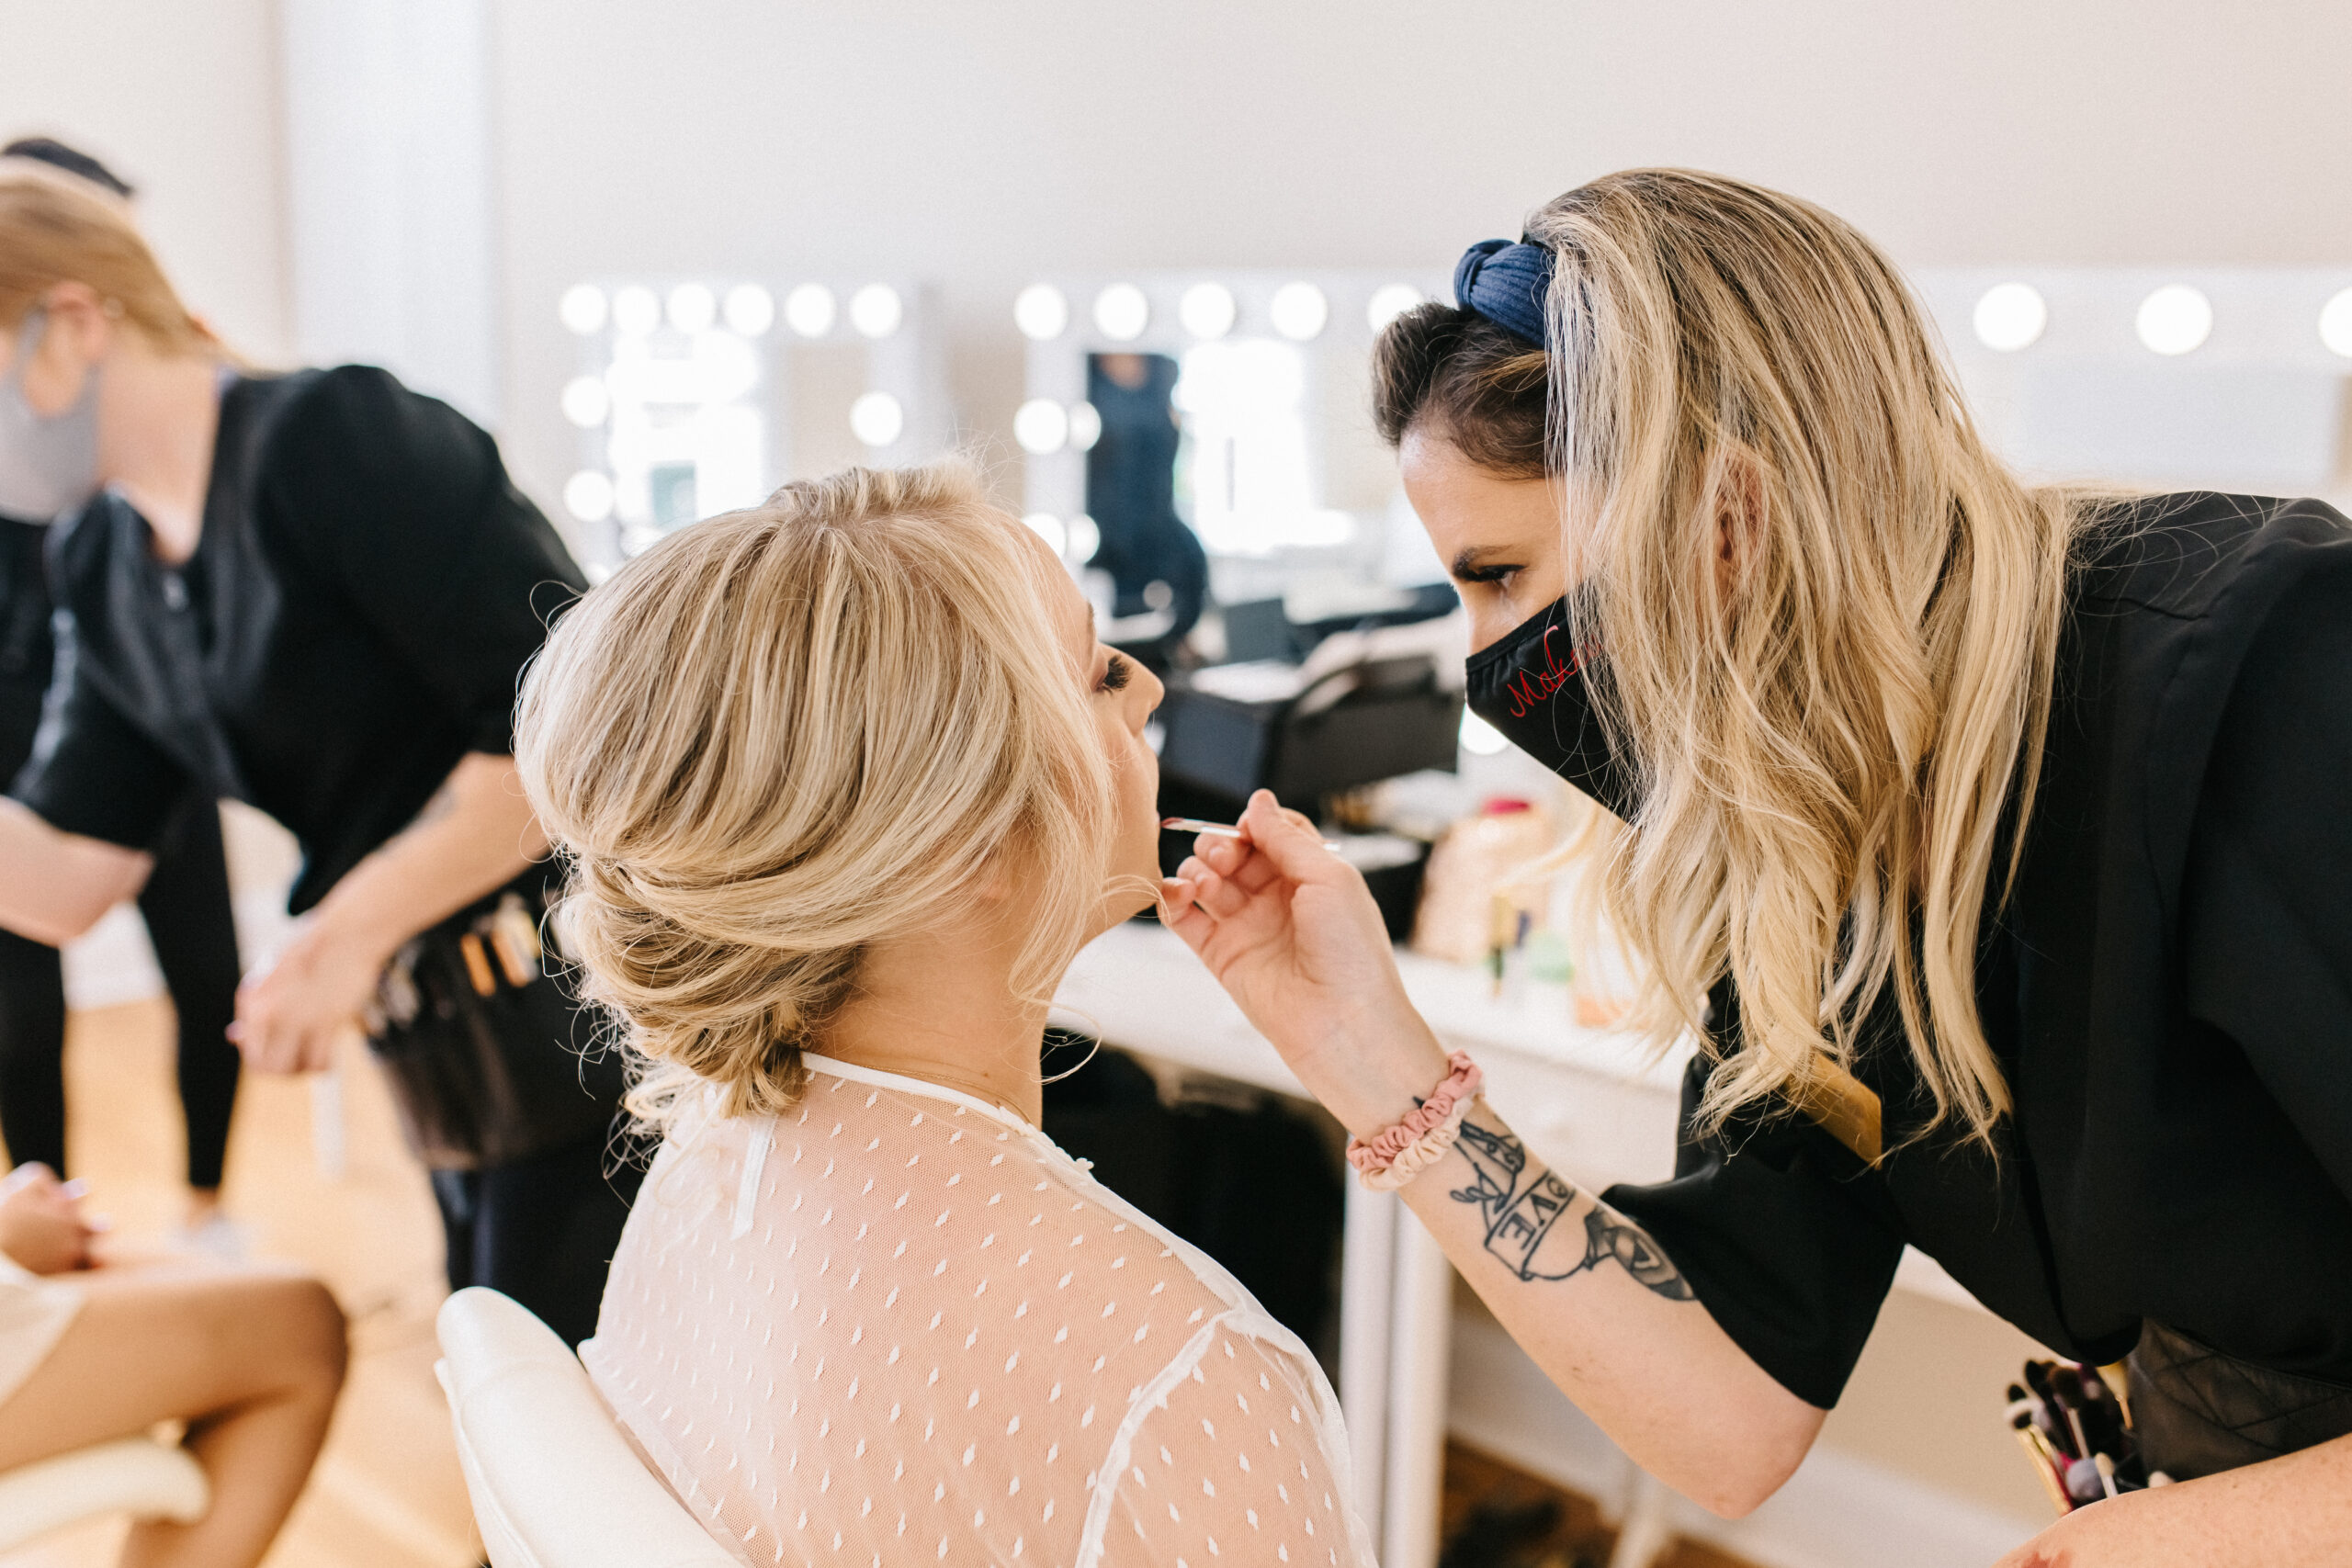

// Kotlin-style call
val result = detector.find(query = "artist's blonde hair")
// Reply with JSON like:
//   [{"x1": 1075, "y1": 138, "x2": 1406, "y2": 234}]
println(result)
[
  {"x1": 514, "y1": 463, "x2": 1117, "y2": 1127},
  {"x1": 1390, "y1": 170, "x2": 2102, "y2": 1149},
  {"x1": 0, "y1": 158, "x2": 213, "y2": 351}
]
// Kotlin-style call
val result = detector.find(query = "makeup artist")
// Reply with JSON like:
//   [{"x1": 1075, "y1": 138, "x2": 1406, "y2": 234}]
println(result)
[
  {"x1": 1164, "y1": 169, "x2": 2352, "y2": 1564},
  {"x1": 0, "y1": 157, "x2": 635, "y2": 1344}
]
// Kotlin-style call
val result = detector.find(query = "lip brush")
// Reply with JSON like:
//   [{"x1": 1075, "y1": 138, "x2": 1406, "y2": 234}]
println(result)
[{"x1": 1161, "y1": 817, "x2": 1345, "y2": 852}]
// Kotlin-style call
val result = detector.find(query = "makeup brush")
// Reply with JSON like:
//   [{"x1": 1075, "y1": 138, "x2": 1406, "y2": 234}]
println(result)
[{"x1": 1162, "y1": 817, "x2": 1344, "y2": 852}]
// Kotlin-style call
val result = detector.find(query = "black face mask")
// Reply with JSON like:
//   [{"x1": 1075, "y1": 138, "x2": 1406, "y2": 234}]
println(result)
[{"x1": 1463, "y1": 593, "x2": 1634, "y2": 813}]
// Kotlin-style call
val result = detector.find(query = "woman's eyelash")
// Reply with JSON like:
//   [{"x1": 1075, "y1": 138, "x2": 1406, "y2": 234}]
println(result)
[
  {"x1": 1458, "y1": 564, "x2": 1521, "y2": 585},
  {"x1": 1100, "y1": 654, "x2": 1132, "y2": 692}
]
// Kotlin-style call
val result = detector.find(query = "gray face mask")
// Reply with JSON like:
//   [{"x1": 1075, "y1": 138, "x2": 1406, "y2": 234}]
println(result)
[{"x1": 0, "y1": 310, "x2": 101, "y2": 522}]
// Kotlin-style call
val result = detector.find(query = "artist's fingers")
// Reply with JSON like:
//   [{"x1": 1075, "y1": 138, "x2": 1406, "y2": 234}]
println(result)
[
  {"x1": 1182, "y1": 861, "x2": 1252, "y2": 919},
  {"x1": 1240, "y1": 792, "x2": 1345, "y2": 884},
  {"x1": 1197, "y1": 834, "x2": 1249, "y2": 875},
  {"x1": 1159, "y1": 880, "x2": 1216, "y2": 951}
]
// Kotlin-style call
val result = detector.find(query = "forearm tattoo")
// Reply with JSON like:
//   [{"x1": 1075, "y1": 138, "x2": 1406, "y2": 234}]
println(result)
[{"x1": 1447, "y1": 1117, "x2": 1696, "y2": 1301}]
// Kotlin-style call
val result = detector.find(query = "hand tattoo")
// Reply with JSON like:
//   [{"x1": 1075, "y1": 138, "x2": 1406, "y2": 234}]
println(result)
[{"x1": 1449, "y1": 1119, "x2": 1696, "y2": 1302}]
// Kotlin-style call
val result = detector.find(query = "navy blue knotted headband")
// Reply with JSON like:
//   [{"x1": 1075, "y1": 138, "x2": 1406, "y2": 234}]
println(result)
[{"x1": 1453, "y1": 237, "x2": 1554, "y2": 347}]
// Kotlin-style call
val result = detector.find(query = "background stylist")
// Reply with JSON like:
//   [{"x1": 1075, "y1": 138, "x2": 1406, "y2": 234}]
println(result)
[
  {"x1": 0, "y1": 157, "x2": 634, "y2": 1343},
  {"x1": 1166, "y1": 169, "x2": 2352, "y2": 1565},
  {"x1": 0, "y1": 139, "x2": 243, "y2": 1239}
]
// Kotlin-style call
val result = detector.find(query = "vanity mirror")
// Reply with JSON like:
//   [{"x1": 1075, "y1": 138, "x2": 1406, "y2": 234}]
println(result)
[{"x1": 554, "y1": 276, "x2": 946, "y2": 566}]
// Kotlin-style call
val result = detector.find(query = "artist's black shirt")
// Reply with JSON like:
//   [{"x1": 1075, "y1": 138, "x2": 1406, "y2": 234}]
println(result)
[
  {"x1": 10, "y1": 367, "x2": 584, "y2": 913},
  {"x1": 1551, "y1": 492, "x2": 2352, "y2": 1408}
]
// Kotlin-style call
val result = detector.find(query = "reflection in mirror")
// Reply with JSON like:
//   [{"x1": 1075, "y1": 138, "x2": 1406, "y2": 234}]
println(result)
[
  {"x1": 1087, "y1": 352, "x2": 1204, "y2": 659},
  {"x1": 558, "y1": 276, "x2": 944, "y2": 569}
]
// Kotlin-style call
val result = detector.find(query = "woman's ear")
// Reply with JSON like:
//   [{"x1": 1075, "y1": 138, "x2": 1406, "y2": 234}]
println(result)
[{"x1": 20, "y1": 282, "x2": 114, "y2": 417}]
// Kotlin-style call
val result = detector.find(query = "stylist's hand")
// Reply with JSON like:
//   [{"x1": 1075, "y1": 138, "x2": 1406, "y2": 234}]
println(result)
[
  {"x1": 0, "y1": 1164, "x2": 100, "y2": 1274},
  {"x1": 229, "y1": 913, "x2": 386, "y2": 1074},
  {"x1": 1161, "y1": 790, "x2": 1451, "y2": 1134}
]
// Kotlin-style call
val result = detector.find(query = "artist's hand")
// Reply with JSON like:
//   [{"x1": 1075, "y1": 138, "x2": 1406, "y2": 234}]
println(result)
[
  {"x1": 230, "y1": 912, "x2": 387, "y2": 1074},
  {"x1": 1991, "y1": 1434, "x2": 2352, "y2": 1568},
  {"x1": 0, "y1": 1164, "x2": 99, "y2": 1274},
  {"x1": 1161, "y1": 790, "x2": 1451, "y2": 1135}
]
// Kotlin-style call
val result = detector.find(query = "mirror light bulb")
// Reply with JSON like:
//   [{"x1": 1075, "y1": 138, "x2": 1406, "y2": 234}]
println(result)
[
  {"x1": 2319, "y1": 288, "x2": 2352, "y2": 358},
  {"x1": 611, "y1": 286, "x2": 662, "y2": 337},
  {"x1": 724, "y1": 284, "x2": 775, "y2": 337},
  {"x1": 1093, "y1": 284, "x2": 1149, "y2": 343},
  {"x1": 785, "y1": 284, "x2": 837, "y2": 338},
  {"x1": 1367, "y1": 284, "x2": 1423, "y2": 333},
  {"x1": 1023, "y1": 513, "x2": 1068, "y2": 557},
  {"x1": 1067, "y1": 401, "x2": 1102, "y2": 451},
  {"x1": 1461, "y1": 708, "x2": 1509, "y2": 756},
  {"x1": 1013, "y1": 399, "x2": 1069, "y2": 456},
  {"x1": 563, "y1": 470, "x2": 615, "y2": 523},
  {"x1": 1972, "y1": 283, "x2": 2047, "y2": 352},
  {"x1": 560, "y1": 284, "x2": 608, "y2": 335},
  {"x1": 1015, "y1": 285, "x2": 1069, "y2": 342},
  {"x1": 1269, "y1": 281, "x2": 1328, "y2": 342},
  {"x1": 560, "y1": 375, "x2": 610, "y2": 428},
  {"x1": 1067, "y1": 513, "x2": 1101, "y2": 563},
  {"x1": 1181, "y1": 282, "x2": 1237, "y2": 340},
  {"x1": 851, "y1": 284, "x2": 904, "y2": 339},
  {"x1": 850, "y1": 390, "x2": 905, "y2": 448},
  {"x1": 2135, "y1": 285, "x2": 2212, "y2": 356}
]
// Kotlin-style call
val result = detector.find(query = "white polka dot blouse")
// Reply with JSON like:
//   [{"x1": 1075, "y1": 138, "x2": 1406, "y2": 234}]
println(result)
[{"x1": 582, "y1": 1053, "x2": 1376, "y2": 1568}]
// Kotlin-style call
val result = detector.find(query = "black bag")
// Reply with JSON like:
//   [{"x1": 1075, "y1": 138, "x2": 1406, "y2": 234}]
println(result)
[
  {"x1": 365, "y1": 864, "x2": 627, "y2": 1171},
  {"x1": 2128, "y1": 1319, "x2": 2352, "y2": 1482}
]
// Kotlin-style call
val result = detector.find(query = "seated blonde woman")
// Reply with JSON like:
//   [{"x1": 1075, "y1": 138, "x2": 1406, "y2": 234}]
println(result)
[
  {"x1": 0, "y1": 1163, "x2": 345, "y2": 1567},
  {"x1": 514, "y1": 465, "x2": 1372, "y2": 1568}
]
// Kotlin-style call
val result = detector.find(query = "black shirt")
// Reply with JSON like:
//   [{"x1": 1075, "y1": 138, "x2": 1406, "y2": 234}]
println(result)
[
  {"x1": 1558, "y1": 492, "x2": 2352, "y2": 1409},
  {"x1": 11, "y1": 367, "x2": 584, "y2": 913}
]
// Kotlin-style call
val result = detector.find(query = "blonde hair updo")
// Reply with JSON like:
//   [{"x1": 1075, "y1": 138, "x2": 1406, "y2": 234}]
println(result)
[{"x1": 514, "y1": 463, "x2": 1115, "y2": 1128}]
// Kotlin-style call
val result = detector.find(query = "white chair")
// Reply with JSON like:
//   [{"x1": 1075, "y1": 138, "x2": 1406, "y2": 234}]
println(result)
[
  {"x1": 0, "y1": 1437, "x2": 208, "y2": 1550},
  {"x1": 435, "y1": 1287, "x2": 736, "y2": 1568}
]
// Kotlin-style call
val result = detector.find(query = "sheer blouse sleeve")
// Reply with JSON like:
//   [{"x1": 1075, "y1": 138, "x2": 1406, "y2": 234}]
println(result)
[{"x1": 1091, "y1": 1314, "x2": 1372, "y2": 1568}]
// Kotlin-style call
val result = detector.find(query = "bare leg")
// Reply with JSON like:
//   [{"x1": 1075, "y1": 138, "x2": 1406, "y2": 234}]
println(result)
[{"x1": 0, "y1": 1261, "x2": 346, "y2": 1568}]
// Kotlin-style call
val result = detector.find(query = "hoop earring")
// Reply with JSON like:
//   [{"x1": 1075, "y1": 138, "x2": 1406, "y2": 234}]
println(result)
[{"x1": 1038, "y1": 1032, "x2": 1103, "y2": 1087}]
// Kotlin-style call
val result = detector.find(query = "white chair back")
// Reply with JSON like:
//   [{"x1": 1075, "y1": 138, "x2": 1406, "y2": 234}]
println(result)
[
  {"x1": 435, "y1": 1287, "x2": 737, "y2": 1568},
  {"x1": 0, "y1": 1437, "x2": 207, "y2": 1550}
]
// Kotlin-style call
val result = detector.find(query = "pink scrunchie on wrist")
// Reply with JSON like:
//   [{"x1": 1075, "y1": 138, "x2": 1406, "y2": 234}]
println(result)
[{"x1": 1346, "y1": 1051, "x2": 1484, "y2": 1190}]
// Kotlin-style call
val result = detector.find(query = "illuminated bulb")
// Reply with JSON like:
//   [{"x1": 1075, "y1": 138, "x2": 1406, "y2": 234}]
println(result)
[
  {"x1": 850, "y1": 390, "x2": 905, "y2": 447},
  {"x1": 1014, "y1": 285, "x2": 1069, "y2": 342},
  {"x1": 1013, "y1": 399, "x2": 1069, "y2": 455},
  {"x1": 850, "y1": 284, "x2": 904, "y2": 339},
  {"x1": 1367, "y1": 284, "x2": 1423, "y2": 333},
  {"x1": 785, "y1": 284, "x2": 837, "y2": 338},
  {"x1": 2135, "y1": 285, "x2": 2212, "y2": 355},
  {"x1": 559, "y1": 284, "x2": 608, "y2": 335},
  {"x1": 1180, "y1": 282, "x2": 1237, "y2": 340},
  {"x1": 667, "y1": 283, "x2": 717, "y2": 334},
  {"x1": 1093, "y1": 283, "x2": 1149, "y2": 342},
  {"x1": 563, "y1": 470, "x2": 616, "y2": 523},
  {"x1": 1067, "y1": 401, "x2": 1102, "y2": 451},
  {"x1": 2320, "y1": 288, "x2": 2352, "y2": 357},
  {"x1": 1972, "y1": 283, "x2": 2047, "y2": 352},
  {"x1": 611, "y1": 286, "x2": 662, "y2": 337},
  {"x1": 560, "y1": 375, "x2": 610, "y2": 428},
  {"x1": 1269, "y1": 281, "x2": 1328, "y2": 342},
  {"x1": 724, "y1": 284, "x2": 775, "y2": 336},
  {"x1": 1023, "y1": 513, "x2": 1068, "y2": 557},
  {"x1": 1066, "y1": 513, "x2": 1101, "y2": 563},
  {"x1": 1461, "y1": 708, "x2": 1509, "y2": 757}
]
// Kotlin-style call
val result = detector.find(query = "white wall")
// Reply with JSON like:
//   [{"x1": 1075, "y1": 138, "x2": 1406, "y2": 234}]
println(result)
[
  {"x1": 487, "y1": 0, "x2": 2352, "y2": 512},
  {"x1": 3, "y1": 0, "x2": 292, "y2": 363}
]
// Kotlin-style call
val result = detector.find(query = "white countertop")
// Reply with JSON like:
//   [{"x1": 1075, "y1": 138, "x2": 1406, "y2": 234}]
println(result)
[{"x1": 1053, "y1": 919, "x2": 1979, "y2": 1312}]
